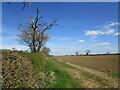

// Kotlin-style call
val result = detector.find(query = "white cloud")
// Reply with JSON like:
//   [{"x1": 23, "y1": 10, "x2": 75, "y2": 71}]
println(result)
[
  {"x1": 85, "y1": 22, "x2": 118, "y2": 36},
  {"x1": 113, "y1": 33, "x2": 120, "y2": 36},
  {"x1": 92, "y1": 42, "x2": 110, "y2": 47},
  {"x1": 104, "y1": 22, "x2": 118, "y2": 29},
  {"x1": 85, "y1": 30, "x2": 104, "y2": 35},
  {"x1": 1, "y1": 44, "x2": 29, "y2": 50},
  {"x1": 85, "y1": 29, "x2": 115, "y2": 36},
  {"x1": 64, "y1": 40, "x2": 85, "y2": 46},
  {"x1": 50, "y1": 48, "x2": 76, "y2": 55},
  {"x1": 78, "y1": 40, "x2": 84, "y2": 42},
  {"x1": 103, "y1": 47, "x2": 118, "y2": 53},
  {"x1": 104, "y1": 29, "x2": 115, "y2": 35},
  {"x1": 52, "y1": 36, "x2": 80, "y2": 41},
  {"x1": 50, "y1": 47, "x2": 90, "y2": 55},
  {"x1": 100, "y1": 42, "x2": 110, "y2": 45}
]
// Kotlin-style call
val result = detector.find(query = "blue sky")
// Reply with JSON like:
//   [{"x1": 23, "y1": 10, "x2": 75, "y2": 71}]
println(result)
[{"x1": 2, "y1": 2, "x2": 119, "y2": 55}]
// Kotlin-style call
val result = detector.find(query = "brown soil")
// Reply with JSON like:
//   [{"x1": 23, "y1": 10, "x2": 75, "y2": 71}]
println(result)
[{"x1": 55, "y1": 55, "x2": 119, "y2": 74}]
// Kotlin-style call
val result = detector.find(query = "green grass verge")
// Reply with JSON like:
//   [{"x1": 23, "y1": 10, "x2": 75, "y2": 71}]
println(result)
[
  {"x1": 21, "y1": 53, "x2": 83, "y2": 88},
  {"x1": 111, "y1": 73, "x2": 120, "y2": 78},
  {"x1": 45, "y1": 57, "x2": 82, "y2": 88},
  {"x1": 25, "y1": 53, "x2": 46, "y2": 73}
]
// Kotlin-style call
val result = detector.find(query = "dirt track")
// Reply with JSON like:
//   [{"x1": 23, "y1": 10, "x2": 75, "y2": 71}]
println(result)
[
  {"x1": 55, "y1": 59, "x2": 118, "y2": 88},
  {"x1": 55, "y1": 55, "x2": 119, "y2": 74}
]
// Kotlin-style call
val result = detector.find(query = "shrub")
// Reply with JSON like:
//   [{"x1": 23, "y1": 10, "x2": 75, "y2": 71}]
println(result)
[
  {"x1": 2, "y1": 50, "x2": 35, "y2": 88},
  {"x1": 2, "y1": 50, "x2": 55, "y2": 88}
]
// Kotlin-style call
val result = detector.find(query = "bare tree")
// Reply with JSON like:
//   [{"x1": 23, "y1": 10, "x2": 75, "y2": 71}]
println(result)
[
  {"x1": 75, "y1": 51, "x2": 79, "y2": 56},
  {"x1": 7, "y1": 0, "x2": 31, "y2": 10},
  {"x1": 12, "y1": 47, "x2": 17, "y2": 51},
  {"x1": 41, "y1": 46, "x2": 51, "y2": 55},
  {"x1": 17, "y1": 8, "x2": 57, "y2": 53},
  {"x1": 106, "y1": 52, "x2": 110, "y2": 55},
  {"x1": 86, "y1": 50, "x2": 91, "y2": 55}
]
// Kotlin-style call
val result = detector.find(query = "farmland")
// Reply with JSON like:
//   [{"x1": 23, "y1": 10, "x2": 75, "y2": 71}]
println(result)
[
  {"x1": 54, "y1": 55, "x2": 119, "y2": 88},
  {"x1": 2, "y1": 50, "x2": 119, "y2": 88},
  {"x1": 55, "y1": 55, "x2": 119, "y2": 74}
]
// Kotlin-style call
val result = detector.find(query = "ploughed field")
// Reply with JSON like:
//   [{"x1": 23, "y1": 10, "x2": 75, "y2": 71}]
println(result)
[{"x1": 55, "y1": 55, "x2": 119, "y2": 74}]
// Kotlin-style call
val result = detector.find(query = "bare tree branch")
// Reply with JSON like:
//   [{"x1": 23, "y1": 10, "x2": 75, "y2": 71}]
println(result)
[{"x1": 17, "y1": 7, "x2": 57, "y2": 53}]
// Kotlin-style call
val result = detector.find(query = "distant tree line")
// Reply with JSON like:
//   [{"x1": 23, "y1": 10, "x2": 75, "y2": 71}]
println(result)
[{"x1": 74, "y1": 50, "x2": 119, "y2": 56}]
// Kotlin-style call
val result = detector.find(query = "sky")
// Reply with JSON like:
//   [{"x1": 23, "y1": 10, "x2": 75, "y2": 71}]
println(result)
[{"x1": 1, "y1": 2, "x2": 119, "y2": 55}]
